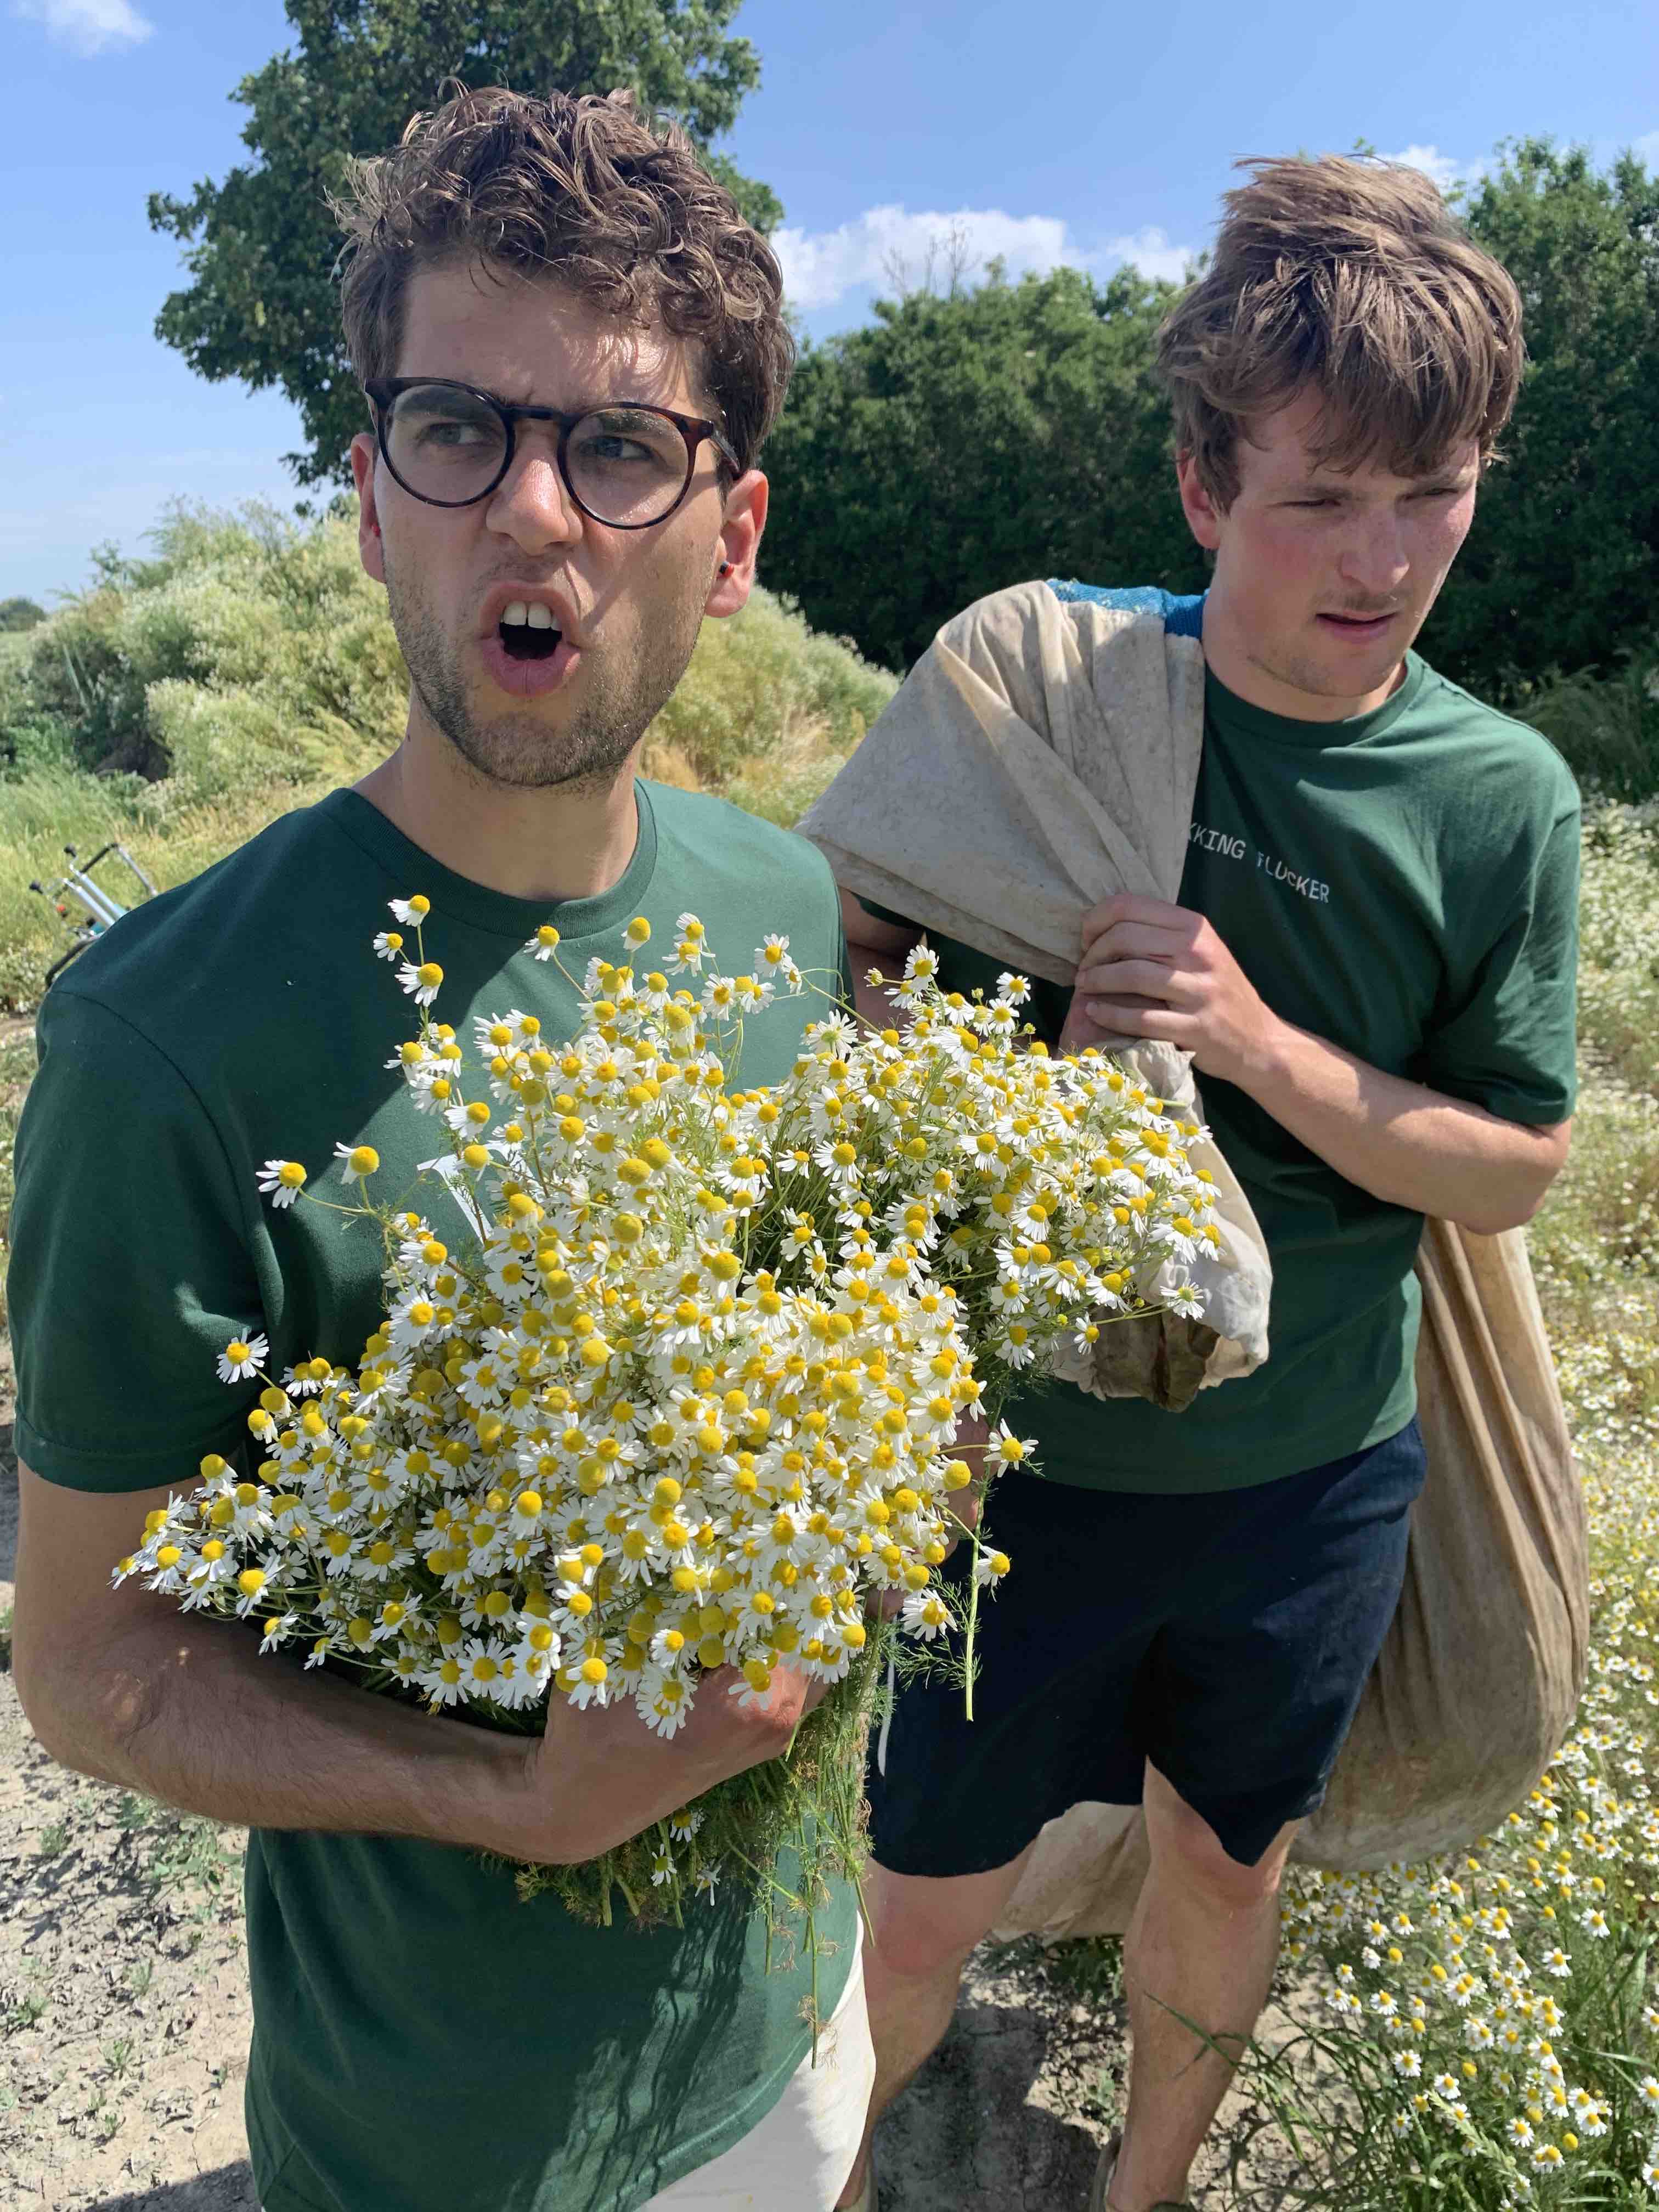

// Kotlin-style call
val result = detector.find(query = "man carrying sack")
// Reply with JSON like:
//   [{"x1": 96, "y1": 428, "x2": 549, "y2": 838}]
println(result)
[{"x1": 803, "y1": 155, "x2": 1581, "y2": 2212}]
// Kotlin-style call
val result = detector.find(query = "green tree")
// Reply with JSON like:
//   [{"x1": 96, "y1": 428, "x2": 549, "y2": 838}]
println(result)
[
  {"x1": 761, "y1": 263, "x2": 1204, "y2": 675},
  {"x1": 149, "y1": 0, "x2": 780, "y2": 491},
  {"x1": 0, "y1": 598, "x2": 45, "y2": 633},
  {"x1": 1428, "y1": 138, "x2": 1659, "y2": 697}
]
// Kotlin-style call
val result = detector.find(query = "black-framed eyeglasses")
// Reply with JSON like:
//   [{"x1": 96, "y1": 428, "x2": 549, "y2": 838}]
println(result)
[{"x1": 364, "y1": 378, "x2": 742, "y2": 528}]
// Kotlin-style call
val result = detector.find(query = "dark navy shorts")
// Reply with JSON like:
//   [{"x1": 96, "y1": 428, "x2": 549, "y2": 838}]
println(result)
[{"x1": 867, "y1": 1418, "x2": 1427, "y2": 1874}]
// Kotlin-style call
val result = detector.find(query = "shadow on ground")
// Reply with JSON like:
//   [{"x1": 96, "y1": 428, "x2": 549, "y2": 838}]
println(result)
[
  {"x1": 876, "y1": 1977, "x2": 1105, "y2": 2209},
  {"x1": 91, "y1": 2169, "x2": 259, "y2": 2212}
]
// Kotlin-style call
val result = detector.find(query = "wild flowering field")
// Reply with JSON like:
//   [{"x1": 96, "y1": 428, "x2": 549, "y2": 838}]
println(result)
[{"x1": 1234, "y1": 802, "x2": 1659, "y2": 2211}]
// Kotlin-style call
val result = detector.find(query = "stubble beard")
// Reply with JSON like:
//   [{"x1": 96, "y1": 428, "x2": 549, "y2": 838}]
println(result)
[{"x1": 383, "y1": 558, "x2": 701, "y2": 792}]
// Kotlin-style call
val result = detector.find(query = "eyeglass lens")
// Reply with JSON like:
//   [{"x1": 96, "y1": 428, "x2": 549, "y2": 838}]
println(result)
[{"x1": 382, "y1": 384, "x2": 695, "y2": 523}]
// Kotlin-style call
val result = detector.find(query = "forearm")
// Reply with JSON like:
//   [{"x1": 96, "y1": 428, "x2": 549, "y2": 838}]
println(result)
[
  {"x1": 25, "y1": 1602, "x2": 534, "y2": 1857},
  {"x1": 1236, "y1": 1013, "x2": 1568, "y2": 1233},
  {"x1": 22, "y1": 1588, "x2": 823, "y2": 1869}
]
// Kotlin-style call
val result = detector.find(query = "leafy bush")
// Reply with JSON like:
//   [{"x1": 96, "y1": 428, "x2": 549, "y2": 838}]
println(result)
[
  {"x1": 0, "y1": 504, "x2": 409, "y2": 794},
  {"x1": 1513, "y1": 653, "x2": 1659, "y2": 805},
  {"x1": 654, "y1": 587, "x2": 894, "y2": 785}
]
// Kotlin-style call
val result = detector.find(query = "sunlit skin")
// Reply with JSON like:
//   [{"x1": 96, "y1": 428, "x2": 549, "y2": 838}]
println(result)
[
  {"x1": 1180, "y1": 385, "x2": 1481, "y2": 723},
  {"x1": 349, "y1": 258, "x2": 766, "y2": 902}
]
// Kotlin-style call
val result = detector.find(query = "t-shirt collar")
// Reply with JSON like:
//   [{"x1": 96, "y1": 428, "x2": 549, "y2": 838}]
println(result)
[
  {"x1": 1205, "y1": 652, "x2": 1429, "y2": 750},
  {"x1": 319, "y1": 780, "x2": 661, "y2": 942}
]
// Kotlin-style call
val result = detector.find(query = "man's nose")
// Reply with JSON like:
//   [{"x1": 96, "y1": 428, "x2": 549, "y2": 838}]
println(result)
[
  {"x1": 1338, "y1": 510, "x2": 1409, "y2": 598},
  {"x1": 485, "y1": 442, "x2": 581, "y2": 554}
]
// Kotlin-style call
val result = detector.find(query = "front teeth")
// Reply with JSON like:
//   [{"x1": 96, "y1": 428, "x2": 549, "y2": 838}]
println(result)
[
  {"x1": 527, "y1": 604, "x2": 554, "y2": 630},
  {"x1": 500, "y1": 601, "x2": 556, "y2": 629}
]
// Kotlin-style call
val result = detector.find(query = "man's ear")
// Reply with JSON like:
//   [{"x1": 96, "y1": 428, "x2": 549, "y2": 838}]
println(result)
[
  {"x1": 706, "y1": 470, "x2": 768, "y2": 617},
  {"x1": 351, "y1": 433, "x2": 386, "y2": 584},
  {"x1": 1176, "y1": 451, "x2": 1225, "y2": 554}
]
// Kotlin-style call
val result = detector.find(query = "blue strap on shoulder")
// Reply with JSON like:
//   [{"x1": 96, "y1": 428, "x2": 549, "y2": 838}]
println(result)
[{"x1": 1046, "y1": 578, "x2": 1205, "y2": 640}]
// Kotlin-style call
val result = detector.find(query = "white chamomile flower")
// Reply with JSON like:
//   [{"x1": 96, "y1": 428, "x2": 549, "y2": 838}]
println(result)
[
  {"x1": 257, "y1": 1158, "x2": 308, "y2": 1207},
  {"x1": 335, "y1": 1141, "x2": 382, "y2": 1184},
  {"x1": 216, "y1": 1331, "x2": 268, "y2": 1383},
  {"x1": 397, "y1": 957, "x2": 445, "y2": 1007},
  {"x1": 388, "y1": 895, "x2": 431, "y2": 927},
  {"x1": 373, "y1": 929, "x2": 404, "y2": 962}
]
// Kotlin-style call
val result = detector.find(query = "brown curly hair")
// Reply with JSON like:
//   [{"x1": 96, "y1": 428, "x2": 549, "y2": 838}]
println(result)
[
  {"x1": 334, "y1": 84, "x2": 794, "y2": 475},
  {"x1": 1157, "y1": 155, "x2": 1525, "y2": 507}
]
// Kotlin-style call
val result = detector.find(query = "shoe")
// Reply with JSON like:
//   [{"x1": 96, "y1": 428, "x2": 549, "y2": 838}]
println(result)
[{"x1": 1087, "y1": 2130, "x2": 1194, "y2": 2211}]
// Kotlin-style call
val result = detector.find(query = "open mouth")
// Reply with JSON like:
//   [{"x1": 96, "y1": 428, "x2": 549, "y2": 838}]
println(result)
[{"x1": 498, "y1": 601, "x2": 563, "y2": 661}]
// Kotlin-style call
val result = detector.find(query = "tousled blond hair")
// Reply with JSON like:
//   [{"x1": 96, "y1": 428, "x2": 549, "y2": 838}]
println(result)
[
  {"x1": 1156, "y1": 155, "x2": 1524, "y2": 505},
  {"x1": 334, "y1": 84, "x2": 793, "y2": 474}
]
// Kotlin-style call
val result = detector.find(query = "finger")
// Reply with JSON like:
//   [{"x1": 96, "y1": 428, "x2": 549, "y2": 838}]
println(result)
[
  {"x1": 1075, "y1": 958, "x2": 1190, "y2": 1003},
  {"x1": 1085, "y1": 919, "x2": 1192, "y2": 964},
  {"x1": 1081, "y1": 893, "x2": 1188, "y2": 942},
  {"x1": 1078, "y1": 998, "x2": 1189, "y2": 1038}
]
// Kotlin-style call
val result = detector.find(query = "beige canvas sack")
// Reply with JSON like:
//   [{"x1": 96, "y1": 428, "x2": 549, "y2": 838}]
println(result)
[
  {"x1": 802, "y1": 580, "x2": 1273, "y2": 1409},
  {"x1": 802, "y1": 580, "x2": 1589, "y2": 1892}
]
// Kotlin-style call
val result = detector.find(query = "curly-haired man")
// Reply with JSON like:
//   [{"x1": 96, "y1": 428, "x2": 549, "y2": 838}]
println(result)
[{"x1": 12, "y1": 87, "x2": 870, "y2": 2212}]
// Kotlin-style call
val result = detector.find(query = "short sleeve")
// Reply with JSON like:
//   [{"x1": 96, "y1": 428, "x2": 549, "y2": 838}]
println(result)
[
  {"x1": 9, "y1": 991, "x2": 269, "y2": 1491},
  {"x1": 1418, "y1": 805, "x2": 1580, "y2": 1125}
]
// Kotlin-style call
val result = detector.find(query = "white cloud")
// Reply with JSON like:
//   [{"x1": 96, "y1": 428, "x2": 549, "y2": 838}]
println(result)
[
  {"x1": 13, "y1": 0, "x2": 154, "y2": 57},
  {"x1": 772, "y1": 204, "x2": 1197, "y2": 316},
  {"x1": 1633, "y1": 129, "x2": 1659, "y2": 168},
  {"x1": 1098, "y1": 224, "x2": 1195, "y2": 286},
  {"x1": 774, "y1": 205, "x2": 1070, "y2": 312},
  {"x1": 1381, "y1": 144, "x2": 1488, "y2": 194}
]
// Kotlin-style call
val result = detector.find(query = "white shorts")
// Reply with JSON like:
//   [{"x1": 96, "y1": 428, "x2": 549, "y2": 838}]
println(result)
[{"x1": 641, "y1": 1938, "x2": 874, "y2": 2211}]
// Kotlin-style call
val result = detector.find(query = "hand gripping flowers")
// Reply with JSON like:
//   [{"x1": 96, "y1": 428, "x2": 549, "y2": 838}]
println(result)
[{"x1": 118, "y1": 903, "x2": 1215, "y2": 1938}]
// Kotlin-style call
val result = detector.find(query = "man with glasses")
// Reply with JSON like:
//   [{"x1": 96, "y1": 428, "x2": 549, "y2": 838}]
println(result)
[{"x1": 10, "y1": 87, "x2": 870, "y2": 2212}]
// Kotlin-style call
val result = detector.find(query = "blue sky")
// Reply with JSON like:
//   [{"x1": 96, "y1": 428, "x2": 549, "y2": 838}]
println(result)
[{"x1": 4, "y1": 0, "x2": 1656, "y2": 606}]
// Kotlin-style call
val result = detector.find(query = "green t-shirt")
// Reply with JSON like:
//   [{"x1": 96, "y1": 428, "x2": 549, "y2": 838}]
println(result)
[
  {"x1": 8, "y1": 780, "x2": 859, "y2": 2212},
  {"x1": 867, "y1": 643, "x2": 1579, "y2": 1492}
]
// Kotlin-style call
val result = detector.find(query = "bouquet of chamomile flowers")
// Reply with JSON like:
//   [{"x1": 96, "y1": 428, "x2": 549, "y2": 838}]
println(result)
[{"x1": 117, "y1": 899, "x2": 1216, "y2": 1953}]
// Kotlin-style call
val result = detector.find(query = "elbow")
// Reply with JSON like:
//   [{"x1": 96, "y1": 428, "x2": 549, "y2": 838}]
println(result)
[
  {"x1": 1442, "y1": 1125, "x2": 1571, "y2": 1237},
  {"x1": 1444, "y1": 1176, "x2": 1557, "y2": 1239},
  {"x1": 13, "y1": 1628, "x2": 155, "y2": 1786},
  {"x1": 1447, "y1": 1204, "x2": 1534, "y2": 1237}
]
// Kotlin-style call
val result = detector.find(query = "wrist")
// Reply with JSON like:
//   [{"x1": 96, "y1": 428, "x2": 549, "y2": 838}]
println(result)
[{"x1": 1209, "y1": 1006, "x2": 1295, "y2": 1098}]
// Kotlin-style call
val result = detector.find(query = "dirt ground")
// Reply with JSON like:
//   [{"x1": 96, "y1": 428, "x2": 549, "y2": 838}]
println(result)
[{"x1": 0, "y1": 1338, "x2": 1286, "y2": 2211}]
